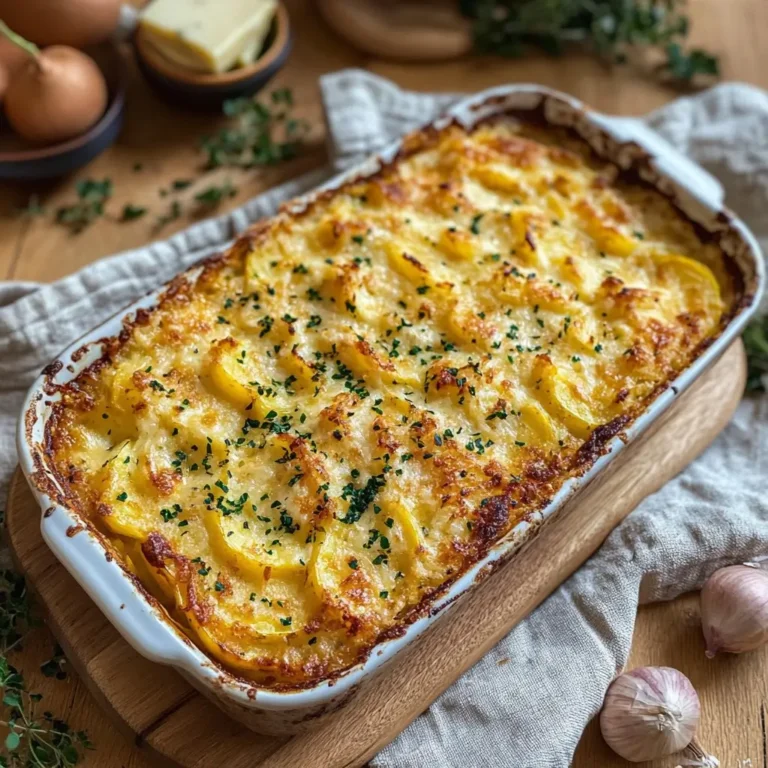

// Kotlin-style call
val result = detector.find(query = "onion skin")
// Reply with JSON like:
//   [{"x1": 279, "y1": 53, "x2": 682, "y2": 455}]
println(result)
[
  {"x1": 4, "y1": 46, "x2": 108, "y2": 145},
  {"x1": 0, "y1": 36, "x2": 30, "y2": 100},
  {"x1": 701, "y1": 564, "x2": 768, "y2": 657},
  {"x1": 0, "y1": 0, "x2": 122, "y2": 48},
  {"x1": 600, "y1": 666, "x2": 700, "y2": 762}
]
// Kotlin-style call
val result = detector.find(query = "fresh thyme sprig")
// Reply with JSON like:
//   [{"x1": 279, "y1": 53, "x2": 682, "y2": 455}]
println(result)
[
  {"x1": 744, "y1": 315, "x2": 768, "y2": 393},
  {"x1": 460, "y1": 0, "x2": 719, "y2": 83},
  {"x1": 0, "y1": 562, "x2": 91, "y2": 767},
  {"x1": 201, "y1": 88, "x2": 309, "y2": 169},
  {"x1": 0, "y1": 657, "x2": 92, "y2": 767},
  {"x1": 54, "y1": 180, "x2": 113, "y2": 235},
  {"x1": 0, "y1": 571, "x2": 35, "y2": 657}
]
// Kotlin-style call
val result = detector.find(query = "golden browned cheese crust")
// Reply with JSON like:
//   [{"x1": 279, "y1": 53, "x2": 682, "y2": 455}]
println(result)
[{"x1": 48, "y1": 118, "x2": 730, "y2": 688}]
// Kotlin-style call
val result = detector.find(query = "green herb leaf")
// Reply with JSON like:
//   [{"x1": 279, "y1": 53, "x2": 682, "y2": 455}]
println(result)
[
  {"x1": 4, "y1": 732, "x2": 19, "y2": 751},
  {"x1": 744, "y1": 315, "x2": 768, "y2": 393},
  {"x1": 55, "y1": 178, "x2": 113, "y2": 234},
  {"x1": 155, "y1": 200, "x2": 182, "y2": 230},
  {"x1": 40, "y1": 644, "x2": 67, "y2": 680},
  {"x1": 664, "y1": 42, "x2": 720, "y2": 81},
  {"x1": 194, "y1": 181, "x2": 238, "y2": 209},
  {"x1": 120, "y1": 204, "x2": 147, "y2": 222},
  {"x1": 202, "y1": 88, "x2": 309, "y2": 170}
]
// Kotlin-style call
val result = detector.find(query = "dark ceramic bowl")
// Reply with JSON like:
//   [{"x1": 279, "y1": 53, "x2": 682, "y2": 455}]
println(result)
[
  {"x1": 134, "y1": 5, "x2": 291, "y2": 110},
  {"x1": 0, "y1": 45, "x2": 126, "y2": 181}
]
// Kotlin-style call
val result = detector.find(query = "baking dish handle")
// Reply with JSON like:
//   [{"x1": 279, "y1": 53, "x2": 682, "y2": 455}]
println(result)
[{"x1": 590, "y1": 115, "x2": 725, "y2": 212}]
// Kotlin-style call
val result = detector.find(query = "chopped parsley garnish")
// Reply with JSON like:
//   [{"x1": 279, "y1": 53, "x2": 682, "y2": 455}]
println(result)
[
  {"x1": 121, "y1": 204, "x2": 147, "y2": 221},
  {"x1": 338, "y1": 473, "x2": 387, "y2": 524}
]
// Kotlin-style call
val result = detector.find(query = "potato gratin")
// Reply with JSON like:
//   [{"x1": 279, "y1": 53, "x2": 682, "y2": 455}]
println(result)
[{"x1": 48, "y1": 118, "x2": 731, "y2": 688}]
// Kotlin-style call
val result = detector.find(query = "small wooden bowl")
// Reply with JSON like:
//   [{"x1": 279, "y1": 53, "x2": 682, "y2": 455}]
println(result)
[
  {"x1": 0, "y1": 45, "x2": 126, "y2": 181},
  {"x1": 315, "y1": 0, "x2": 471, "y2": 61},
  {"x1": 134, "y1": 5, "x2": 292, "y2": 110}
]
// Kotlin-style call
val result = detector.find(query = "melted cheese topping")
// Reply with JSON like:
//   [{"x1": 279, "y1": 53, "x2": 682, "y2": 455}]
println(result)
[{"x1": 49, "y1": 119, "x2": 729, "y2": 688}]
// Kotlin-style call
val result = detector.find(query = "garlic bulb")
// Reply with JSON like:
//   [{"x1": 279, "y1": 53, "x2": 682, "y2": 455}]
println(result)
[
  {"x1": 600, "y1": 667, "x2": 716, "y2": 764},
  {"x1": 700, "y1": 563, "x2": 768, "y2": 657}
]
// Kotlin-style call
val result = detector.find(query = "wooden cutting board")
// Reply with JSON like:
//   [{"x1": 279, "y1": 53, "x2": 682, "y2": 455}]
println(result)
[{"x1": 5, "y1": 340, "x2": 746, "y2": 768}]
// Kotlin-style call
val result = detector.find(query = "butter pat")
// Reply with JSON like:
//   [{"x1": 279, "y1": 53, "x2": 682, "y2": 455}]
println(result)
[{"x1": 139, "y1": 0, "x2": 278, "y2": 74}]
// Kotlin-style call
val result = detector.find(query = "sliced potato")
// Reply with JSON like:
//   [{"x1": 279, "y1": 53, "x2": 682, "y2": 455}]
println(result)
[
  {"x1": 654, "y1": 252, "x2": 723, "y2": 319},
  {"x1": 530, "y1": 357, "x2": 599, "y2": 439},
  {"x1": 205, "y1": 337, "x2": 289, "y2": 416},
  {"x1": 309, "y1": 501, "x2": 420, "y2": 616}
]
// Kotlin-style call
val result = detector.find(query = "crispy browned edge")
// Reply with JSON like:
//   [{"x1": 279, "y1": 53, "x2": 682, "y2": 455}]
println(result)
[{"x1": 25, "y1": 99, "x2": 754, "y2": 696}]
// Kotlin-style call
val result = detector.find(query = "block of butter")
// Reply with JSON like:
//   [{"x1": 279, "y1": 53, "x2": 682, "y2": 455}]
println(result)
[{"x1": 139, "y1": 0, "x2": 278, "y2": 74}]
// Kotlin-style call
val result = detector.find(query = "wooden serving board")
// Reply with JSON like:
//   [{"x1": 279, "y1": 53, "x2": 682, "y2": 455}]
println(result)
[{"x1": 6, "y1": 341, "x2": 746, "y2": 768}]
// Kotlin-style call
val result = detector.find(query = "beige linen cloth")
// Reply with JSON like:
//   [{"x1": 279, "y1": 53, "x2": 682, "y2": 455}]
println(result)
[{"x1": 1, "y1": 71, "x2": 767, "y2": 767}]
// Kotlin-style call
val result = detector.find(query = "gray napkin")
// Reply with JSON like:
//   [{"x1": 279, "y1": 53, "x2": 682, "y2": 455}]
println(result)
[{"x1": 1, "y1": 70, "x2": 766, "y2": 767}]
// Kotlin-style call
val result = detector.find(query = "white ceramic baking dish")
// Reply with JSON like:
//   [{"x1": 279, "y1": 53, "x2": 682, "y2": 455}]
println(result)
[{"x1": 17, "y1": 85, "x2": 765, "y2": 735}]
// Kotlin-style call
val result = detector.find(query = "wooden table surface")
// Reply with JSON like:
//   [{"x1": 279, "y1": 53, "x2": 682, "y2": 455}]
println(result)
[{"x1": 2, "y1": 1, "x2": 767, "y2": 766}]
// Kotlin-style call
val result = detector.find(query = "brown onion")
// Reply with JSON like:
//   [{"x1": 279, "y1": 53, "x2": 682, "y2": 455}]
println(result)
[
  {"x1": 0, "y1": 22, "x2": 108, "y2": 146},
  {"x1": 0, "y1": 36, "x2": 29, "y2": 100},
  {"x1": 0, "y1": 0, "x2": 122, "y2": 48}
]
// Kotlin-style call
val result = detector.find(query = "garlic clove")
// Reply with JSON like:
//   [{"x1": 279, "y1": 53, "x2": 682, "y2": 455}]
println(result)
[
  {"x1": 600, "y1": 666, "x2": 701, "y2": 763},
  {"x1": 700, "y1": 563, "x2": 768, "y2": 657},
  {"x1": 675, "y1": 738, "x2": 721, "y2": 766}
]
